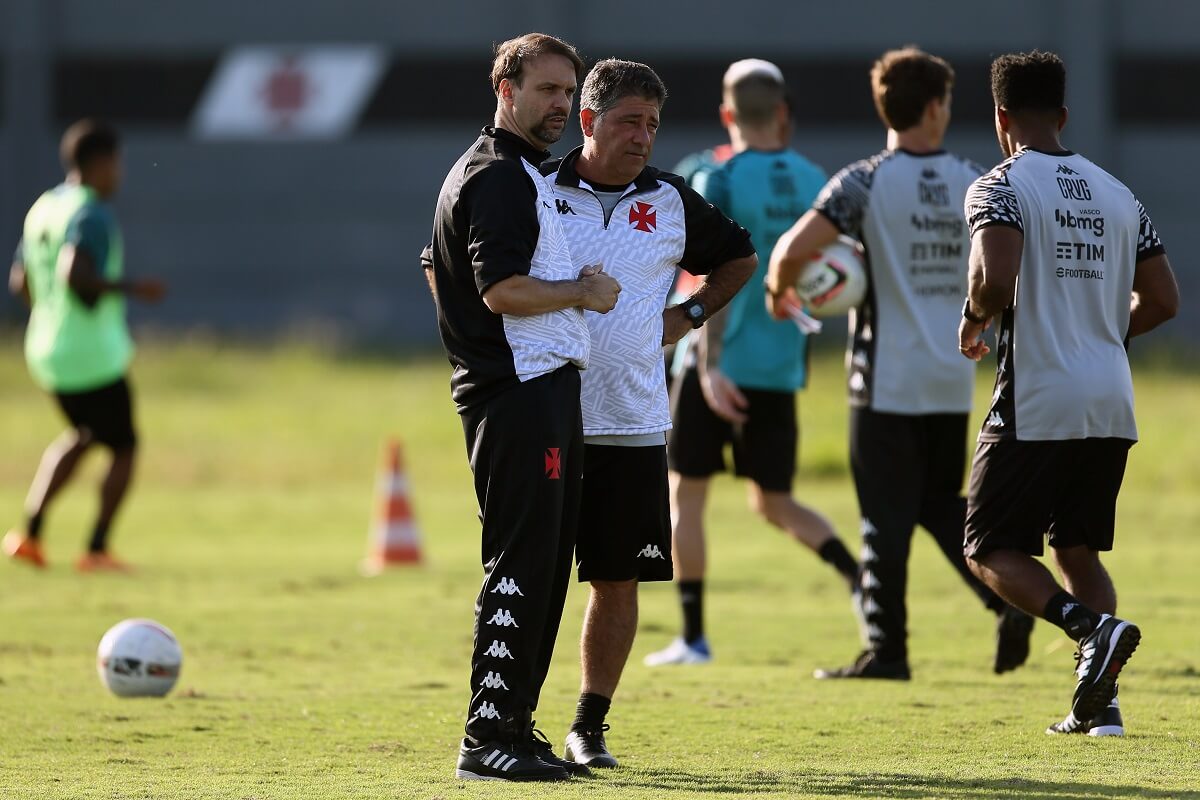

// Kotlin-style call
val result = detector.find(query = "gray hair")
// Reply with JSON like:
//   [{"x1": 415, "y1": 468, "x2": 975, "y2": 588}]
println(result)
[{"x1": 580, "y1": 59, "x2": 668, "y2": 117}]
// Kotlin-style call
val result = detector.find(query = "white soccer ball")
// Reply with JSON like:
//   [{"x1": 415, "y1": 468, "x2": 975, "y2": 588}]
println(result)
[
  {"x1": 795, "y1": 237, "x2": 868, "y2": 318},
  {"x1": 96, "y1": 619, "x2": 183, "y2": 698}
]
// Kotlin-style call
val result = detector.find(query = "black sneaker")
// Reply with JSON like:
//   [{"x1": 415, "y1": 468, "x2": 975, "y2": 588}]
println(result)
[
  {"x1": 994, "y1": 605, "x2": 1035, "y2": 674},
  {"x1": 1046, "y1": 695, "x2": 1124, "y2": 737},
  {"x1": 564, "y1": 724, "x2": 618, "y2": 768},
  {"x1": 530, "y1": 724, "x2": 591, "y2": 777},
  {"x1": 1070, "y1": 614, "x2": 1139, "y2": 723},
  {"x1": 814, "y1": 650, "x2": 910, "y2": 680},
  {"x1": 455, "y1": 738, "x2": 570, "y2": 782},
  {"x1": 1087, "y1": 696, "x2": 1125, "y2": 737}
]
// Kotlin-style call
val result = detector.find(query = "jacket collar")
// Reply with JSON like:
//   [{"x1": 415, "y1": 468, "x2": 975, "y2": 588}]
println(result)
[
  {"x1": 483, "y1": 126, "x2": 550, "y2": 165},
  {"x1": 551, "y1": 146, "x2": 660, "y2": 193}
]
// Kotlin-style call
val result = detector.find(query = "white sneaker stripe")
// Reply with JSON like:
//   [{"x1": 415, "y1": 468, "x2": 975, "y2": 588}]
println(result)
[
  {"x1": 501, "y1": 756, "x2": 516, "y2": 771},
  {"x1": 481, "y1": 749, "x2": 499, "y2": 767}
]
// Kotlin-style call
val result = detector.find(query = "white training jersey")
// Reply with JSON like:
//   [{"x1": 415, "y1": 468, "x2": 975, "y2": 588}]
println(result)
[
  {"x1": 814, "y1": 149, "x2": 983, "y2": 414},
  {"x1": 964, "y1": 148, "x2": 1165, "y2": 442},
  {"x1": 540, "y1": 148, "x2": 753, "y2": 438}
]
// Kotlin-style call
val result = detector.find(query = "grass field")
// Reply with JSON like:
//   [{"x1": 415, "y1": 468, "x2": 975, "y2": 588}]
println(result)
[{"x1": 1, "y1": 340, "x2": 1198, "y2": 800}]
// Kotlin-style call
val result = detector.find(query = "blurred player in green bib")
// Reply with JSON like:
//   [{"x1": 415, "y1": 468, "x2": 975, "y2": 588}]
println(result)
[{"x1": 5, "y1": 119, "x2": 164, "y2": 572}]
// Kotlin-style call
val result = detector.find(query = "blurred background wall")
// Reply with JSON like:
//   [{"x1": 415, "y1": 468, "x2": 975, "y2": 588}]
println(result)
[{"x1": 1, "y1": 0, "x2": 1197, "y2": 347}]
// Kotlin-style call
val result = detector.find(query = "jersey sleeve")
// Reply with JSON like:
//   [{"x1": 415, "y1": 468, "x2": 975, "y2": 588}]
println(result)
[
  {"x1": 964, "y1": 168, "x2": 1024, "y2": 236},
  {"x1": 668, "y1": 175, "x2": 754, "y2": 276},
  {"x1": 1134, "y1": 199, "x2": 1166, "y2": 262},
  {"x1": 64, "y1": 206, "x2": 111, "y2": 272},
  {"x1": 462, "y1": 161, "x2": 539, "y2": 295},
  {"x1": 812, "y1": 161, "x2": 873, "y2": 239}
]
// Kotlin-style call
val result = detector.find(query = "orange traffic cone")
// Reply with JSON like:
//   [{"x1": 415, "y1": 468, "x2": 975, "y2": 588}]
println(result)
[{"x1": 361, "y1": 439, "x2": 422, "y2": 575}]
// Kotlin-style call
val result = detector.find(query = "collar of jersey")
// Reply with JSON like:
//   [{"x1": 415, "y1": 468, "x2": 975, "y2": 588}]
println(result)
[
  {"x1": 482, "y1": 126, "x2": 551, "y2": 164},
  {"x1": 548, "y1": 145, "x2": 660, "y2": 193},
  {"x1": 1017, "y1": 145, "x2": 1076, "y2": 157}
]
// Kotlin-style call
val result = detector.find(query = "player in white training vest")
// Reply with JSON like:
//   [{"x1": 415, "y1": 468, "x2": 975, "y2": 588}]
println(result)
[
  {"x1": 540, "y1": 59, "x2": 756, "y2": 769},
  {"x1": 959, "y1": 50, "x2": 1178, "y2": 737},
  {"x1": 767, "y1": 47, "x2": 1026, "y2": 681}
]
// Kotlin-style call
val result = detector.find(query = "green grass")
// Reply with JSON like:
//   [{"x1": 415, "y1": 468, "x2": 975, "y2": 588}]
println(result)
[{"x1": 1, "y1": 340, "x2": 1198, "y2": 799}]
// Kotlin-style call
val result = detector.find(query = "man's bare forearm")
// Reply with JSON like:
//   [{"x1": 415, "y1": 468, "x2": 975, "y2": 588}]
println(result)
[{"x1": 683, "y1": 255, "x2": 756, "y2": 369}]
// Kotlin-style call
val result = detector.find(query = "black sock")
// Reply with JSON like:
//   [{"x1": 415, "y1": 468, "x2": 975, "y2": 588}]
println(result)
[
  {"x1": 571, "y1": 692, "x2": 611, "y2": 733},
  {"x1": 27, "y1": 512, "x2": 44, "y2": 540},
  {"x1": 818, "y1": 538, "x2": 858, "y2": 583},
  {"x1": 679, "y1": 580, "x2": 704, "y2": 643},
  {"x1": 1043, "y1": 591, "x2": 1102, "y2": 641},
  {"x1": 88, "y1": 521, "x2": 111, "y2": 554}
]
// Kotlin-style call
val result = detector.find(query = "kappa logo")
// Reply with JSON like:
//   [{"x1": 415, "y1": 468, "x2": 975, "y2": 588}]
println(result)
[
  {"x1": 860, "y1": 518, "x2": 878, "y2": 537},
  {"x1": 987, "y1": 411, "x2": 1005, "y2": 428},
  {"x1": 487, "y1": 609, "x2": 519, "y2": 628},
  {"x1": 638, "y1": 544, "x2": 666, "y2": 560},
  {"x1": 1056, "y1": 164, "x2": 1079, "y2": 176},
  {"x1": 545, "y1": 447, "x2": 562, "y2": 479},
  {"x1": 629, "y1": 201, "x2": 656, "y2": 233},
  {"x1": 484, "y1": 640, "x2": 515, "y2": 660},
  {"x1": 480, "y1": 671, "x2": 510, "y2": 690},
  {"x1": 556, "y1": 198, "x2": 576, "y2": 215},
  {"x1": 491, "y1": 577, "x2": 524, "y2": 596},
  {"x1": 1061, "y1": 602, "x2": 1078, "y2": 619},
  {"x1": 474, "y1": 701, "x2": 501, "y2": 719}
]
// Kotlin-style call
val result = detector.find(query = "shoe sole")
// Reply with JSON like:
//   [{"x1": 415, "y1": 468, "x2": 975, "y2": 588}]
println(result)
[
  {"x1": 454, "y1": 768, "x2": 569, "y2": 782},
  {"x1": 1088, "y1": 725, "x2": 1124, "y2": 737},
  {"x1": 1072, "y1": 623, "x2": 1140, "y2": 722}
]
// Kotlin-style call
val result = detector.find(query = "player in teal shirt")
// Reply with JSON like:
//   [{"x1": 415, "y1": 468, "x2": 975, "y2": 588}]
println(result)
[
  {"x1": 694, "y1": 147, "x2": 827, "y2": 390},
  {"x1": 646, "y1": 61, "x2": 860, "y2": 667}
]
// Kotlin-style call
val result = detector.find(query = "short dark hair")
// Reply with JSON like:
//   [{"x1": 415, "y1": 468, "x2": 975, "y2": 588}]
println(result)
[
  {"x1": 725, "y1": 74, "x2": 787, "y2": 127},
  {"x1": 580, "y1": 59, "x2": 667, "y2": 117},
  {"x1": 60, "y1": 119, "x2": 120, "y2": 172},
  {"x1": 491, "y1": 33, "x2": 584, "y2": 95},
  {"x1": 870, "y1": 47, "x2": 954, "y2": 131},
  {"x1": 990, "y1": 50, "x2": 1066, "y2": 113}
]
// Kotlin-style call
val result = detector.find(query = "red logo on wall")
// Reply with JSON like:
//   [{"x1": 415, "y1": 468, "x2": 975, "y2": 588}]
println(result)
[
  {"x1": 629, "y1": 202, "x2": 656, "y2": 233},
  {"x1": 261, "y1": 56, "x2": 311, "y2": 129},
  {"x1": 545, "y1": 448, "x2": 562, "y2": 479}
]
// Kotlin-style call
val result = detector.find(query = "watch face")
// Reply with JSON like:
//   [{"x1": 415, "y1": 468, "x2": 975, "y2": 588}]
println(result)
[{"x1": 687, "y1": 304, "x2": 703, "y2": 320}]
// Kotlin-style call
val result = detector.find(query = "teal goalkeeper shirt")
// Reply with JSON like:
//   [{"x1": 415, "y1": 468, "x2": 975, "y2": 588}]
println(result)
[{"x1": 692, "y1": 149, "x2": 827, "y2": 392}]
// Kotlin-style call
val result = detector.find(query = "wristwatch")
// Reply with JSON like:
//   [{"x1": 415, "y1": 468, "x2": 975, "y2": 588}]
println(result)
[
  {"x1": 962, "y1": 297, "x2": 987, "y2": 325},
  {"x1": 680, "y1": 298, "x2": 707, "y2": 329}
]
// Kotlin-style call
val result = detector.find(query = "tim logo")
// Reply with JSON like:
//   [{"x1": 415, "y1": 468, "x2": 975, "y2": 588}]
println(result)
[
  {"x1": 545, "y1": 448, "x2": 561, "y2": 479},
  {"x1": 1056, "y1": 241, "x2": 1105, "y2": 262},
  {"x1": 629, "y1": 201, "x2": 656, "y2": 232},
  {"x1": 555, "y1": 199, "x2": 576, "y2": 215},
  {"x1": 1056, "y1": 164, "x2": 1079, "y2": 176}
]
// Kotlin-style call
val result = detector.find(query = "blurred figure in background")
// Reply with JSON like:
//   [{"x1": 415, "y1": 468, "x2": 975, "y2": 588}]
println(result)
[
  {"x1": 5, "y1": 119, "x2": 164, "y2": 572},
  {"x1": 645, "y1": 60, "x2": 856, "y2": 667},
  {"x1": 768, "y1": 48, "x2": 1029, "y2": 680}
]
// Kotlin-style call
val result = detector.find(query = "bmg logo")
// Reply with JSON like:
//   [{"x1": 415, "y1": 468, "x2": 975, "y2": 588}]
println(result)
[{"x1": 1055, "y1": 208, "x2": 1105, "y2": 237}]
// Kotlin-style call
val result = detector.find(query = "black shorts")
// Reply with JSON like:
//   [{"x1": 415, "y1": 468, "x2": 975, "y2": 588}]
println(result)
[
  {"x1": 53, "y1": 377, "x2": 138, "y2": 450},
  {"x1": 965, "y1": 437, "x2": 1133, "y2": 560},
  {"x1": 577, "y1": 443, "x2": 672, "y2": 582},
  {"x1": 666, "y1": 367, "x2": 796, "y2": 492}
]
